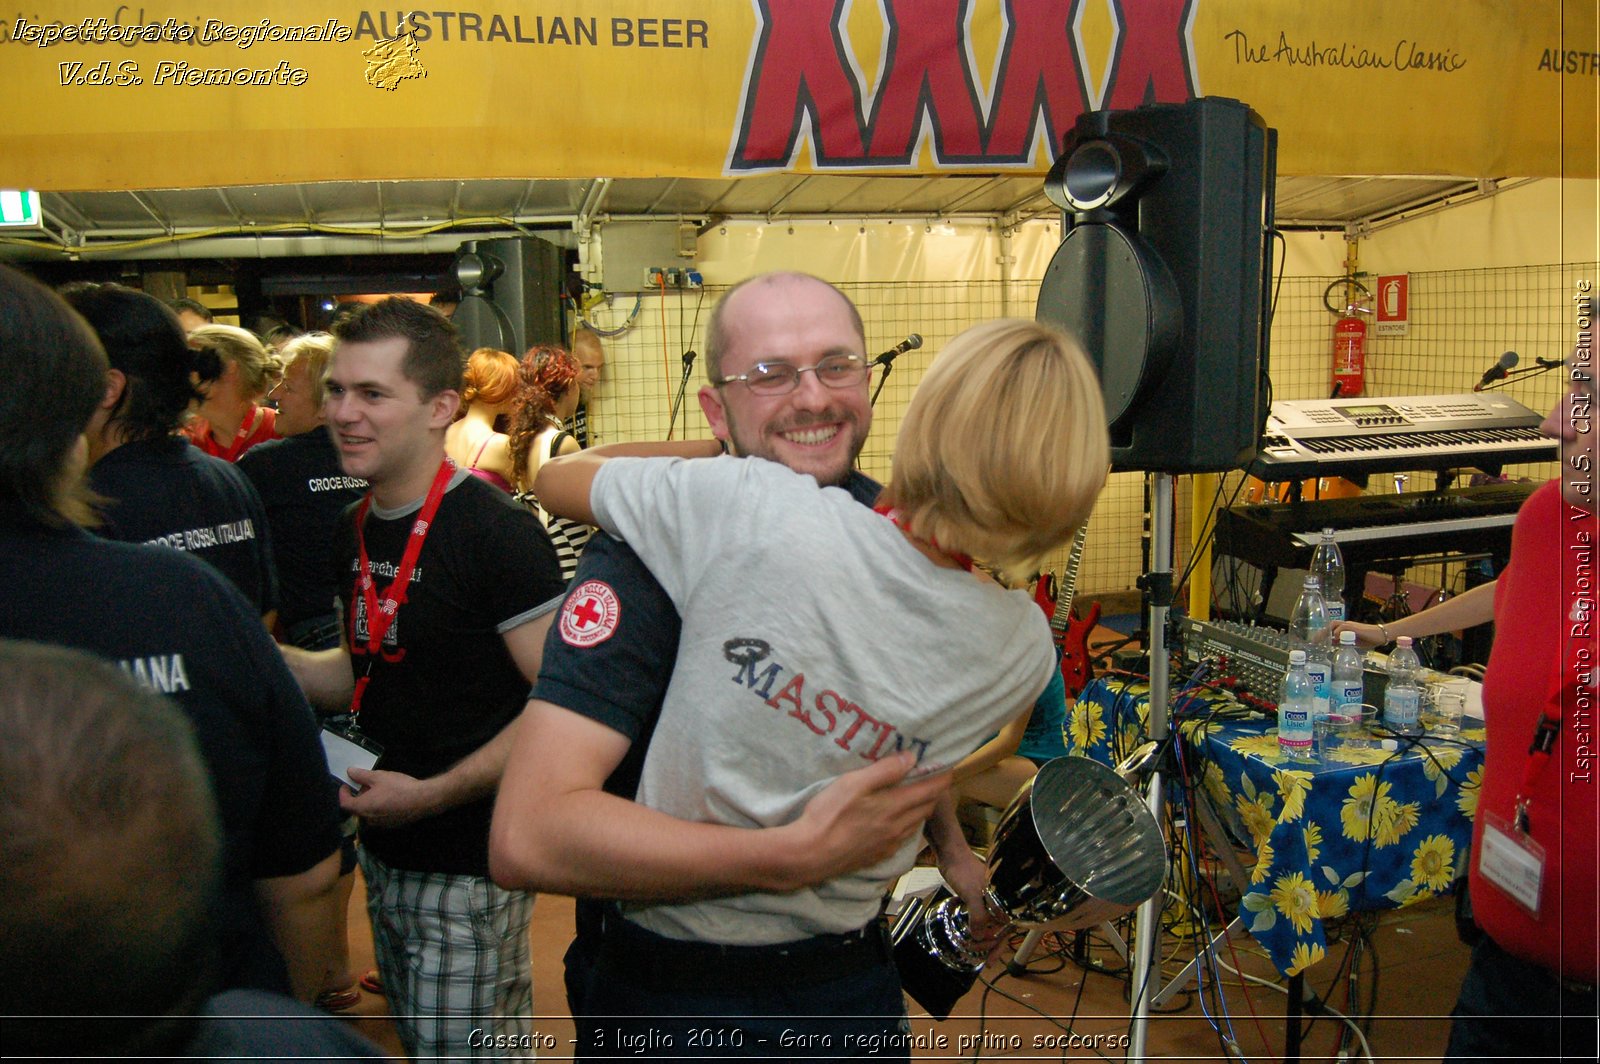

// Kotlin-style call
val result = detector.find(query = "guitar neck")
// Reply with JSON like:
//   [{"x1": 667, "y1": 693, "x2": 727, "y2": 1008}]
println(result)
[{"x1": 1050, "y1": 526, "x2": 1089, "y2": 634}]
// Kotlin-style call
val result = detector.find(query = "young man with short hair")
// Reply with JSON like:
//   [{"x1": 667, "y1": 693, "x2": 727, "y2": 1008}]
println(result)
[
  {"x1": 283, "y1": 296, "x2": 564, "y2": 1060},
  {"x1": 569, "y1": 325, "x2": 606, "y2": 446}
]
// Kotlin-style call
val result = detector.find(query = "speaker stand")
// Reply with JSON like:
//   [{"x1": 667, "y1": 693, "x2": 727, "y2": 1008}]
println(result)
[{"x1": 1128, "y1": 471, "x2": 1176, "y2": 1063}]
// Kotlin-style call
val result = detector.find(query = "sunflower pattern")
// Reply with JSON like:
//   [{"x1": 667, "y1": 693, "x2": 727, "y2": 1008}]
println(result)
[
  {"x1": 1270, "y1": 871, "x2": 1318, "y2": 934},
  {"x1": 1067, "y1": 698, "x2": 1107, "y2": 754},
  {"x1": 1073, "y1": 676, "x2": 1486, "y2": 980},
  {"x1": 1410, "y1": 834, "x2": 1456, "y2": 892},
  {"x1": 1303, "y1": 822, "x2": 1323, "y2": 865},
  {"x1": 1287, "y1": 941, "x2": 1327, "y2": 977},
  {"x1": 1275, "y1": 769, "x2": 1313, "y2": 823},
  {"x1": 1457, "y1": 766, "x2": 1484, "y2": 820}
]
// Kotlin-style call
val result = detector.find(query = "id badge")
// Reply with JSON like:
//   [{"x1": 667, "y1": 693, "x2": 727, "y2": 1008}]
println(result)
[
  {"x1": 1478, "y1": 810, "x2": 1545, "y2": 919},
  {"x1": 320, "y1": 719, "x2": 383, "y2": 792}
]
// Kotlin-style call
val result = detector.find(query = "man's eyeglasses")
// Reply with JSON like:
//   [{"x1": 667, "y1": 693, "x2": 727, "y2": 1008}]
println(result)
[{"x1": 712, "y1": 353, "x2": 870, "y2": 395}]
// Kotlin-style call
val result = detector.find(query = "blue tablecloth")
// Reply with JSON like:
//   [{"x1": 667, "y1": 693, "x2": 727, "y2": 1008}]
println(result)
[{"x1": 1072, "y1": 674, "x2": 1485, "y2": 977}]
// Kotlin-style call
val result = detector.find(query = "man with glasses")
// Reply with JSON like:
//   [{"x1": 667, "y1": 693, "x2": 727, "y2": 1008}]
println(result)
[{"x1": 493, "y1": 273, "x2": 955, "y2": 1054}]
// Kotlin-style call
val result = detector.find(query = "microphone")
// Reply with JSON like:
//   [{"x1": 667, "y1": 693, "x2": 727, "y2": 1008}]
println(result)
[
  {"x1": 1472, "y1": 350, "x2": 1519, "y2": 391},
  {"x1": 874, "y1": 333, "x2": 922, "y2": 367},
  {"x1": 682, "y1": 349, "x2": 697, "y2": 368}
]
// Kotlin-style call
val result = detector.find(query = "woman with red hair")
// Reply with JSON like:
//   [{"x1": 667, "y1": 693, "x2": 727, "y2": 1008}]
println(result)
[
  {"x1": 509, "y1": 344, "x2": 589, "y2": 580},
  {"x1": 444, "y1": 348, "x2": 520, "y2": 492}
]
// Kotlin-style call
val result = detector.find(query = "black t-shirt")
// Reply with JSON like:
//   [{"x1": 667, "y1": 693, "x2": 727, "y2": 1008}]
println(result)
[
  {"x1": 333, "y1": 470, "x2": 564, "y2": 875},
  {"x1": 567, "y1": 406, "x2": 589, "y2": 449},
  {"x1": 237, "y1": 429, "x2": 365, "y2": 629},
  {"x1": 90, "y1": 436, "x2": 279, "y2": 616},
  {"x1": 0, "y1": 511, "x2": 342, "y2": 996}
]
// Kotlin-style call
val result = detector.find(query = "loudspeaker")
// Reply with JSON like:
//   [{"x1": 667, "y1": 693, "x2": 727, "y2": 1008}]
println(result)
[
  {"x1": 1037, "y1": 96, "x2": 1277, "y2": 473},
  {"x1": 450, "y1": 237, "x2": 565, "y2": 355}
]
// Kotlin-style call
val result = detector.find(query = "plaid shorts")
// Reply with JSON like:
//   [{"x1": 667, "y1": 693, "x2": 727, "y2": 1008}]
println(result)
[{"x1": 360, "y1": 849, "x2": 536, "y2": 1060}]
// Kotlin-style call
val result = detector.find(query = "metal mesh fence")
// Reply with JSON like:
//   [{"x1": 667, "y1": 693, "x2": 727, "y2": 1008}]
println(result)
[{"x1": 584, "y1": 257, "x2": 1595, "y2": 610}]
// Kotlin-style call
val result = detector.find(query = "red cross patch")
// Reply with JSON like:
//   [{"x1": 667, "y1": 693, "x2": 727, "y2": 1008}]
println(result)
[{"x1": 560, "y1": 579, "x2": 620, "y2": 648}]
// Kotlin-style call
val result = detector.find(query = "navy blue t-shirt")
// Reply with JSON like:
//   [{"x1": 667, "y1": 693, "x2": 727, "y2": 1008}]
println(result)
[
  {"x1": 237, "y1": 428, "x2": 365, "y2": 630},
  {"x1": 0, "y1": 511, "x2": 342, "y2": 995},
  {"x1": 90, "y1": 436, "x2": 279, "y2": 616}
]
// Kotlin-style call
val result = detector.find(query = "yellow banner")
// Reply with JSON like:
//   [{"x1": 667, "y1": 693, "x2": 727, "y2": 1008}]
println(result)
[{"x1": 1, "y1": 0, "x2": 1595, "y2": 190}]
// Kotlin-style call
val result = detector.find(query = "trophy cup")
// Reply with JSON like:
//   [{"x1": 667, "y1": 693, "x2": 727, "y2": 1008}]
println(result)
[{"x1": 892, "y1": 754, "x2": 1168, "y2": 1019}]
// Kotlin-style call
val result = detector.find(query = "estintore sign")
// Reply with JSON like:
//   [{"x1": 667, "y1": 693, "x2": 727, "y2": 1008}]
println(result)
[{"x1": 1375, "y1": 274, "x2": 1410, "y2": 337}]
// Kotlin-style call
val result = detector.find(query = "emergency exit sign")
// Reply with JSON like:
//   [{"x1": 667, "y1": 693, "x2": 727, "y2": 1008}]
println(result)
[{"x1": 0, "y1": 190, "x2": 44, "y2": 230}]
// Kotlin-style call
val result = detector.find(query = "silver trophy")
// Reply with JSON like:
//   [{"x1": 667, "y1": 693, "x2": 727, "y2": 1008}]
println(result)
[{"x1": 892, "y1": 752, "x2": 1168, "y2": 1018}]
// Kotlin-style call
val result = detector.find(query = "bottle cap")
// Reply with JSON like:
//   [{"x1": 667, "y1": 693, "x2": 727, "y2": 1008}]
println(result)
[
  {"x1": 1396, "y1": 636, "x2": 1413, "y2": 647},
  {"x1": 1322, "y1": 527, "x2": 1335, "y2": 536},
  {"x1": 1304, "y1": 575, "x2": 1321, "y2": 589},
  {"x1": 1340, "y1": 630, "x2": 1356, "y2": 644},
  {"x1": 1289, "y1": 649, "x2": 1307, "y2": 664}
]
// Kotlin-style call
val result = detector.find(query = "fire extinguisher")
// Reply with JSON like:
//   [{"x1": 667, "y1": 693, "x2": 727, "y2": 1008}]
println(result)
[{"x1": 1325, "y1": 277, "x2": 1373, "y2": 399}]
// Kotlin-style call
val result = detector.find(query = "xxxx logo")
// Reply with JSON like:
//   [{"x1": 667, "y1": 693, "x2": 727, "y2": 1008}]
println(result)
[{"x1": 728, "y1": 0, "x2": 1196, "y2": 172}]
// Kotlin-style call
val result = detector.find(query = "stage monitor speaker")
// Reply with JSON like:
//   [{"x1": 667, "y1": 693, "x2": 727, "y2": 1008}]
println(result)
[
  {"x1": 1037, "y1": 96, "x2": 1277, "y2": 474},
  {"x1": 450, "y1": 237, "x2": 565, "y2": 356}
]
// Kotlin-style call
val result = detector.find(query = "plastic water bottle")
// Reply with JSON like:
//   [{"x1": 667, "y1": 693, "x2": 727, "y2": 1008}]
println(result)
[
  {"x1": 1279, "y1": 650, "x2": 1317, "y2": 761},
  {"x1": 1310, "y1": 529, "x2": 1348, "y2": 623},
  {"x1": 1382, "y1": 636, "x2": 1423, "y2": 736},
  {"x1": 1289, "y1": 573, "x2": 1329, "y2": 645},
  {"x1": 1330, "y1": 630, "x2": 1366, "y2": 735},
  {"x1": 1289, "y1": 574, "x2": 1332, "y2": 730}
]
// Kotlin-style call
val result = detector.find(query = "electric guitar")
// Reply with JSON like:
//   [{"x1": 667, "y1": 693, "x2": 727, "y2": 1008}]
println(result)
[{"x1": 1032, "y1": 526, "x2": 1100, "y2": 697}]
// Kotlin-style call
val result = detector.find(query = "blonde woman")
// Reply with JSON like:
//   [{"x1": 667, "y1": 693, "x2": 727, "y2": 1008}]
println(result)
[
  {"x1": 444, "y1": 348, "x2": 519, "y2": 493},
  {"x1": 184, "y1": 324, "x2": 284, "y2": 461}
]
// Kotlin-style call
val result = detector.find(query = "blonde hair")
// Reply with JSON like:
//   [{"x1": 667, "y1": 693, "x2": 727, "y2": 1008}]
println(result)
[
  {"x1": 878, "y1": 318, "x2": 1109, "y2": 582},
  {"x1": 276, "y1": 332, "x2": 336, "y2": 407},
  {"x1": 187, "y1": 324, "x2": 282, "y2": 399}
]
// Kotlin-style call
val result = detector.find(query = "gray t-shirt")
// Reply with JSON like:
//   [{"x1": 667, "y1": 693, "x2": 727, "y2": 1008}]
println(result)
[{"x1": 591, "y1": 455, "x2": 1056, "y2": 945}]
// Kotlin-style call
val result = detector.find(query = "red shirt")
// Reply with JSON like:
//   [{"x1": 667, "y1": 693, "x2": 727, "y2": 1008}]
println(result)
[
  {"x1": 185, "y1": 404, "x2": 280, "y2": 463},
  {"x1": 1473, "y1": 479, "x2": 1599, "y2": 983}
]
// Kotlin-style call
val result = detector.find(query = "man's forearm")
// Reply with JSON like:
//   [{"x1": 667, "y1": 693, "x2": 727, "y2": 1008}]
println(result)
[
  {"x1": 279, "y1": 644, "x2": 354, "y2": 712},
  {"x1": 255, "y1": 851, "x2": 343, "y2": 1003},
  {"x1": 490, "y1": 703, "x2": 947, "y2": 903},
  {"x1": 922, "y1": 791, "x2": 968, "y2": 863},
  {"x1": 491, "y1": 787, "x2": 816, "y2": 901},
  {"x1": 535, "y1": 438, "x2": 720, "y2": 524},
  {"x1": 424, "y1": 715, "x2": 520, "y2": 812}
]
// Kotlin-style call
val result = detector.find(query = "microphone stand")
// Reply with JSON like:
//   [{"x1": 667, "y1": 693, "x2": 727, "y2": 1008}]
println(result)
[
  {"x1": 870, "y1": 352, "x2": 899, "y2": 408},
  {"x1": 1477, "y1": 361, "x2": 1564, "y2": 391},
  {"x1": 667, "y1": 350, "x2": 696, "y2": 439}
]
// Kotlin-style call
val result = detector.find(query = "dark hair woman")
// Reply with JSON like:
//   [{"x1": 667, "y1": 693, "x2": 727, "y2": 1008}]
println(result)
[
  {"x1": 508, "y1": 344, "x2": 588, "y2": 580},
  {"x1": 62, "y1": 282, "x2": 278, "y2": 618}
]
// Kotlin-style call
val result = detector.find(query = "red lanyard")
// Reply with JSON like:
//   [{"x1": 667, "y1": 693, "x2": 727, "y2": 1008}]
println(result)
[
  {"x1": 348, "y1": 459, "x2": 455, "y2": 720},
  {"x1": 216, "y1": 405, "x2": 260, "y2": 463},
  {"x1": 1515, "y1": 671, "x2": 1575, "y2": 833},
  {"x1": 874, "y1": 502, "x2": 974, "y2": 572}
]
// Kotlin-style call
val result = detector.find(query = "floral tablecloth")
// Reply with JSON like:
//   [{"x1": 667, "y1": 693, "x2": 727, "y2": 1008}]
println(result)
[{"x1": 1071, "y1": 674, "x2": 1485, "y2": 976}]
